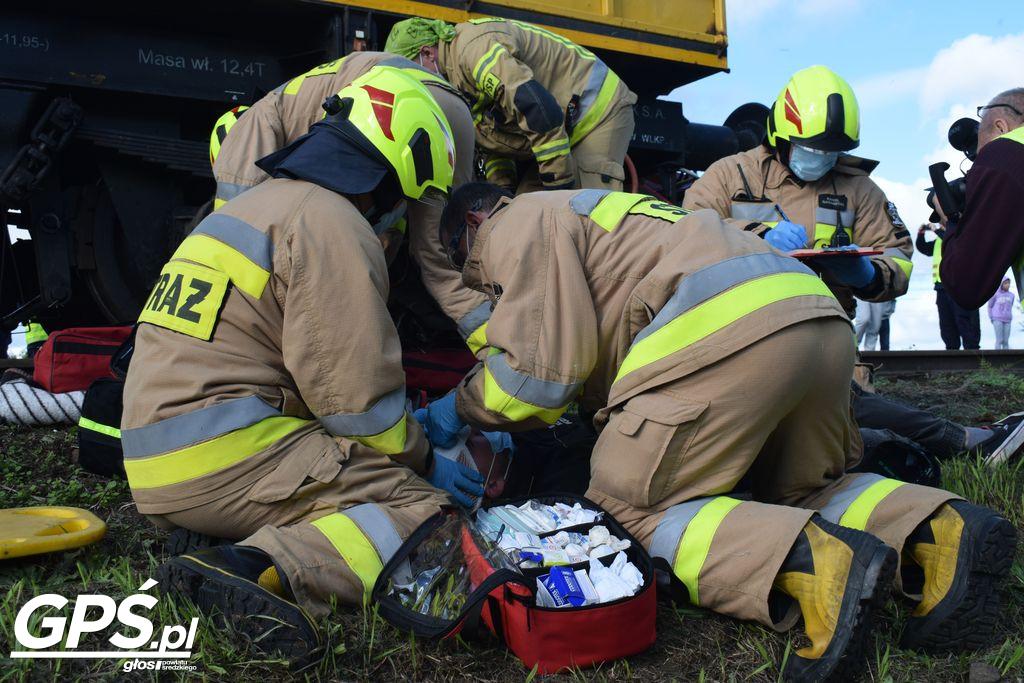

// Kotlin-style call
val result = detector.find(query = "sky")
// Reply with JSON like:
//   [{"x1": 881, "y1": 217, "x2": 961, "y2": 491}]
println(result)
[{"x1": 669, "y1": 0, "x2": 1024, "y2": 350}]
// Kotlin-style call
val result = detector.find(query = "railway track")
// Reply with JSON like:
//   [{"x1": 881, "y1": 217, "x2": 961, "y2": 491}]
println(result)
[
  {"x1": 861, "y1": 350, "x2": 1024, "y2": 376},
  {"x1": 5, "y1": 351, "x2": 1024, "y2": 376}
]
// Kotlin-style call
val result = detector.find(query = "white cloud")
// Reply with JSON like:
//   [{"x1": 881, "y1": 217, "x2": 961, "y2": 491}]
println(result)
[{"x1": 920, "y1": 33, "x2": 1024, "y2": 115}]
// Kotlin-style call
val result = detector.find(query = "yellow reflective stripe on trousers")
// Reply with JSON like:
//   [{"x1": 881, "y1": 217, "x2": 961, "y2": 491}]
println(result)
[
  {"x1": 311, "y1": 512, "x2": 382, "y2": 605},
  {"x1": 614, "y1": 272, "x2": 834, "y2": 383},
  {"x1": 673, "y1": 497, "x2": 743, "y2": 605},
  {"x1": 570, "y1": 71, "x2": 622, "y2": 144},
  {"x1": 172, "y1": 234, "x2": 269, "y2": 299},
  {"x1": 838, "y1": 478, "x2": 906, "y2": 530},
  {"x1": 124, "y1": 416, "x2": 311, "y2": 489},
  {"x1": 483, "y1": 366, "x2": 567, "y2": 424},
  {"x1": 78, "y1": 417, "x2": 121, "y2": 439},
  {"x1": 352, "y1": 414, "x2": 408, "y2": 455}
]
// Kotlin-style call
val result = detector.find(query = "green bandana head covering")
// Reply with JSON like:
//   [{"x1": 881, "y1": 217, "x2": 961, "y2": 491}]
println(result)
[{"x1": 385, "y1": 18, "x2": 456, "y2": 59}]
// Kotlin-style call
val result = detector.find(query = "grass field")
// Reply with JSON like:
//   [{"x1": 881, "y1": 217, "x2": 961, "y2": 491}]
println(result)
[{"x1": 1, "y1": 367, "x2": 1022, "y2": 682}]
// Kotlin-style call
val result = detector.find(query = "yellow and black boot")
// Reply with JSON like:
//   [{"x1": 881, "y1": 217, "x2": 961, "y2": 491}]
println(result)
[
  {"x1": 773, "y1": 515, "x2": 897, "y2": 683},
  {"x1": 900, "y1": 500, "x2": 1017, "y2": 651},
  {"x1": 157, "y1": 544, "x2": 323, "y2": 669}
]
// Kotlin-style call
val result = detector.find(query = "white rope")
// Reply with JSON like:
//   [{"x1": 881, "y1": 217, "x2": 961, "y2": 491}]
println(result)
[{"x1": 0, "y1": 380, "x2": 83, "y2": 426}]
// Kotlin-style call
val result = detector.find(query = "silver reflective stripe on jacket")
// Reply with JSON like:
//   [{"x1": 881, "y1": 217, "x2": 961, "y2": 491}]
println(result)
[
  {"x1": 193, "y1": 213, "x2": 275, "y2": 271},
  {"x1": 319, "y1": 387, "x2": 406, "y2": 438},
  {"x1": 575, "y1": 60, "x2": 609, "y2": 125},
  {"x1": 569, "y1": 188, "x2": 612, "y2": 216},
  {"x1": 457, "y1": 301, "x2": 493, "y2": 339},
  {"x1": 486, "y1": 352, "x2": 581, "y2": 409},
  {"x1": 215, "y1": 182, "x2": 253, "y2": 204},
  {"x1": 814, "y1": 206, "x2": 856, "y2": 227},
  {"x1": 730, "y1": 202, "x2": 778, "y2": 223},
  {"x1": 631, "y1": 253, "x2": 815, "y2": 347},
  {"x1": 122, "y1": 395, "x2": 280, "y2": 458}
]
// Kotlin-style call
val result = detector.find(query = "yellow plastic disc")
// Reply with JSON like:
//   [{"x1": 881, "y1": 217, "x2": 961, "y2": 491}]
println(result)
[{"x1": 0, "y1": 506, "x2": 107, "y2": 559}]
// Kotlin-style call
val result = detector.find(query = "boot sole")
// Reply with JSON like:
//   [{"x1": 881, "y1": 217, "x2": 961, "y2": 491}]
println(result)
[
  {"x1": 984, "y1": 413, "x2": 1024, "y2": 466},
  {"x1": 157, "y1": 555, "x2": 323, "y2": 669},
  {"x1": 164, "y1": 528, "x2": 227, "y2": 557},
  {"x1": 900, "y1": 511, "x2": 1017, "y2": 652},
  {"x1": 785, "y1": 541, "x2": 898, "y2": 683}
]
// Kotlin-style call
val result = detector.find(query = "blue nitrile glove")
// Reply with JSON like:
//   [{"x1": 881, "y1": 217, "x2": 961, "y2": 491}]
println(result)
[
  {"x1": 482, "y1": 430, "x2": 514, "y2": 456},
  {"x1": 428, "y1": 453, "x2": 485, "y2": 507},
  {"x1": 818, "y1": 245, "x2": 876, "y2": 288},
  {"x1": 763, "y1": 220, "x2": 807, "y2": 251},
  {"x1": 416, "y1": 392, "x2": 465, "y2": 448}
]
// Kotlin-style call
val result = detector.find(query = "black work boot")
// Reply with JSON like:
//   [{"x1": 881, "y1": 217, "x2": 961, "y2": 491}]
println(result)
[
  {"x1": 157, "y1": 545, "x2": 322, "y2": 669},
  {"x1": 773, "y1": 515, "x2": 897, "y2": 683},
  {"x1": 164, "y1": 527, "x2": 228, "y2": 556},
  {"x1": 900, "y1": 500, "x2": 1017, "y2": 652}
]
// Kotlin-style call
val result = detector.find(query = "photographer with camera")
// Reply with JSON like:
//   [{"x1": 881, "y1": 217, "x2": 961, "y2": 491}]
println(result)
[{"x1": 935, "y1": 88, "x2": 1024, "y2": 309}]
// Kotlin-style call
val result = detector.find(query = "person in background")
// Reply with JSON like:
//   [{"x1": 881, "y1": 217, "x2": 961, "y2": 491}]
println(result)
[
  {"x1": 683, "y1": 65, "x2": 914, "y2": 320},
  {"x1": 855, "y1": 300, "x2": 895, "y2": 351},
  {"x1": 878, "y1": 304, "x2": 892, "y2": 350},
  {"x1": 385, "y1": 17, "x2": 637, "y2": 194},
  {"x1": 939, "y1": 88, "x2": 1024, "y2": 308},
  {"x1": 988, "y1": 277, "x2": 1015, "y2": 349},
  {"x1": 916, "y1": 223, "x2": 980, "y2": 349}
]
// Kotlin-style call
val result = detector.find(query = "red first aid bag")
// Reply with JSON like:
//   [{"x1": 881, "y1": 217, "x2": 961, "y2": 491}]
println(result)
[
  {"x1": 33, "y1": 326, "x2": 133, "y2": 393},
  {"x1": 372, "y1": 495, "x2": 657, "y2": 674}
]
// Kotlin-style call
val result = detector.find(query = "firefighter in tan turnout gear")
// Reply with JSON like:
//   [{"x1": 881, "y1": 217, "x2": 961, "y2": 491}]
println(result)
[
  {"x1": 211, "y1": 50, "x2": 492, "y2": 352},
  {"x1": 424, "y1": 182, "x2": 1017, "y2": 682},
  {"x1": 385, "y1": 17, "x2": 637, "y2": 194},
  {"x1": 683, "y1": 65, "x2": 914, "y2": 319},
  {"x1": 122, "y1": 67, "x2": 483, "y2": 665}
]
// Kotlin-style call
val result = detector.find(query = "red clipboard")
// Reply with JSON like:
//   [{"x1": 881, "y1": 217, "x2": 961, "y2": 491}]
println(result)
[{"x1": 789, "y1": 248, "x2": 883, "y2": 259}]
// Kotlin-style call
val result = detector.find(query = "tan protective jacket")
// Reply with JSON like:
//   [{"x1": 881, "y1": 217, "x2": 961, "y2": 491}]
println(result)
[
  {"x1": 683, "y1": 145, "x2": 914, "y2": 317},
  {"x1": 122, "y1": 178, "x2": 429, "y2": 513},
  {"x1": 453, "y1": 190, "x2": 848, "y2": 431},
  {"x1": 437, "y1": 19, "x2": 636, "y2": 189},
  {"x1": 212, "y1": 51, "x2": 488, "y2": 343}
]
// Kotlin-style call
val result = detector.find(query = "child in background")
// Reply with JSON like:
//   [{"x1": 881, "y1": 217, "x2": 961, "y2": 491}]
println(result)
[{"x1": 988, "y1": 277, "x2": 1016, "y2": 349}]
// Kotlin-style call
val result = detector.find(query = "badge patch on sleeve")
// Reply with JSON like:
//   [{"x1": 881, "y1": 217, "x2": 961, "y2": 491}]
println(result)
[
  {"x1": 138, "y1": 261, "x2": 229, "y2": 341},
  {"x1": 884, "y1": 201, "x2": 905, "y2": 228}
]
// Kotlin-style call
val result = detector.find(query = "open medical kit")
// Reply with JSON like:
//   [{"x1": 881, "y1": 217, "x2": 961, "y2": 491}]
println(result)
[{"x1": 372, "y1": 495, "x2": 656, "y2": 673}]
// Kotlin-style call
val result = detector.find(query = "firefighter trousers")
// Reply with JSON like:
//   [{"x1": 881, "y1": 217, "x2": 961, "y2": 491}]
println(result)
[
  {"x1": 586, "y1": 318, "x2": 957, "y2": 627},
  {"x1": 147, "y1": 430, "x2": 449, "y2": 619}
]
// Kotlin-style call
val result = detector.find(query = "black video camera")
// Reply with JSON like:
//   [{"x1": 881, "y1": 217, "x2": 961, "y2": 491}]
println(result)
[{"x1": 925, "y1": 117, "x2": 978, "y2": 225}]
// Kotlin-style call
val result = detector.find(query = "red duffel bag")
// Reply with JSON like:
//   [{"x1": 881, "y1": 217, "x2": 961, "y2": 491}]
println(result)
[{"x1": 32, "y1": 326, "x2": 134, "y2": 393}]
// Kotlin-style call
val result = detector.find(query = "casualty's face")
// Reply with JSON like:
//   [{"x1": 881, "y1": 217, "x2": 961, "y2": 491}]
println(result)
[{"x1": 465, "y1": 432, "x2": 509, "y2": 500}]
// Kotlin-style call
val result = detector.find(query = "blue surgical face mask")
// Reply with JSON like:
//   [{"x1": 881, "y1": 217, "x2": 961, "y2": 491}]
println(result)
[{"x1": 788, "y1": 144, "x2": 840, "y2": 182}]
